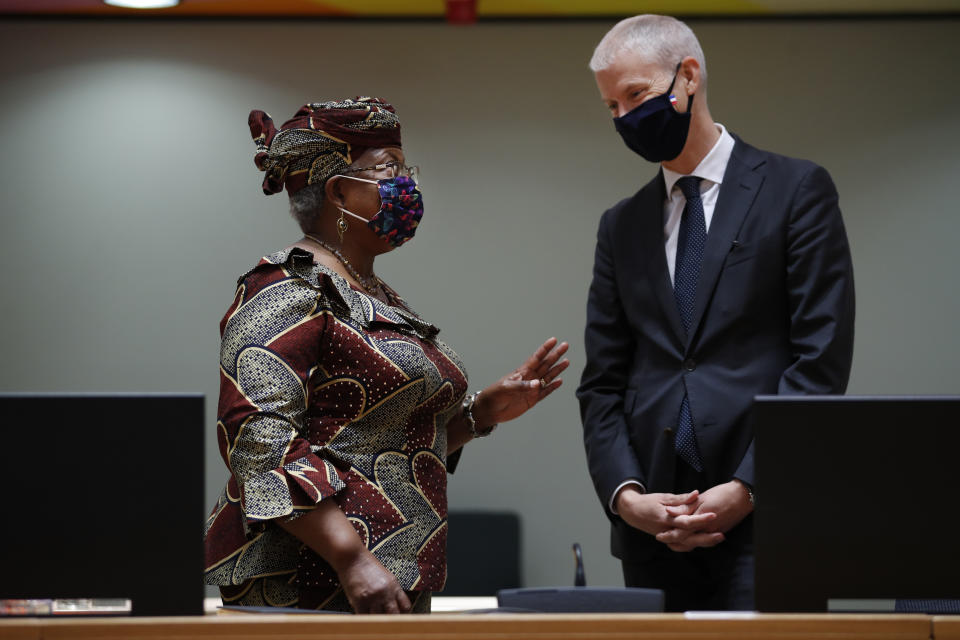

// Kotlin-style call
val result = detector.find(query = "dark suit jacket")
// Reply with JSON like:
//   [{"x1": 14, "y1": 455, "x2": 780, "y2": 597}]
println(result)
[{"x1": 576, "y1": 135, "x2": 855, "y2": 561}]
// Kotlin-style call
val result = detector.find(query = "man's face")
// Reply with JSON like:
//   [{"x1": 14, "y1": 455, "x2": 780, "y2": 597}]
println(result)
[{"x1": 595, "y1": 50, "x2": 680, "y2": 119}]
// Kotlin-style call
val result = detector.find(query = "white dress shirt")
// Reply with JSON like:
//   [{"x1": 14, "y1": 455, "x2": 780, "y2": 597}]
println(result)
[
  {"x1": 662, "y1": 123, "x2": 736, "y2": 284},
  {"x1": 608, "y1": 123, "x2": 736, "y2": 514}
]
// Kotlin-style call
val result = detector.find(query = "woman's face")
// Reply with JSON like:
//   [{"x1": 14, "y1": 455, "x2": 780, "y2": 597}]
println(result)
[
  {"x1": 340, "y1": 146, "x2": 406, "y2": 216},
  {"x1": 333, "y1": 146, "x2": 410, "y2": 254}
]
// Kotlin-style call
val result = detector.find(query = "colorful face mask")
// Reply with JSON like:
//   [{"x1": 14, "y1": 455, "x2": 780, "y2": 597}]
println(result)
[
  {"x1": 613, "y1": 63, "x2": 694, "y2": 163},
  {"x1": 337, "y1": 175, "x2": 424, "y2": 247}
]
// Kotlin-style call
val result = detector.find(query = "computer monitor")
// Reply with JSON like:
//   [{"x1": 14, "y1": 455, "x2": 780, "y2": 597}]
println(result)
[
  {"x1": 752, "y1": 395, "x2": 960, "y2": 612},
  {"x1": 442, "y1": 510, "x2": 521, "y2": 596},
  {"x1": 0, "y1": 393, "x2": 205, "y2": 616}
]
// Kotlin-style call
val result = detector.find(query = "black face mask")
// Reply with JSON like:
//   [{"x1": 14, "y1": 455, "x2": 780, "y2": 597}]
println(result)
[{"x1": 613, "y1": 63, "x2": 694, "y2": 163}]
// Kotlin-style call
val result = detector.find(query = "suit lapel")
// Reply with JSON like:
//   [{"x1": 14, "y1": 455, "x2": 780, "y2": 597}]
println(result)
[
  {"x1": 688, "y1": 141, "x2": 765, "y2": 341},
  {"x1": 633, "y1": 173, "x2": 687, "y2": 344}
]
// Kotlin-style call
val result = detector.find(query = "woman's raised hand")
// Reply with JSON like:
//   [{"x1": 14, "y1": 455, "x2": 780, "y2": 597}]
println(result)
[{"x1": 475, "y1": 337, "x2": 570, "y2": 426}]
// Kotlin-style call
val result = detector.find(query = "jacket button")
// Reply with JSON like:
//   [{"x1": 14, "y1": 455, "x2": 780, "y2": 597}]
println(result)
[{"x1": 683, "y1": 359, "x2": 696, "y2": 371}]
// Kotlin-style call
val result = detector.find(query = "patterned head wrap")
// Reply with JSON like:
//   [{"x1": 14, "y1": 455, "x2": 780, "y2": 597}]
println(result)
[{"x1": 248, "y1": 97, "x2": 402, "y2": 196}]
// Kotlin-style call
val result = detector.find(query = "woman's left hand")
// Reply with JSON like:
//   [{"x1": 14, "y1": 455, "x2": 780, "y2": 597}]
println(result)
[{"x1": 474, "y1": 337, "x2": 570, "y2": 426}]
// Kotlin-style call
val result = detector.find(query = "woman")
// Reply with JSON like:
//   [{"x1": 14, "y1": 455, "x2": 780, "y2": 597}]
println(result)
[{"x1": 203, "y1": 97, "x2": 568, "y2": 614}]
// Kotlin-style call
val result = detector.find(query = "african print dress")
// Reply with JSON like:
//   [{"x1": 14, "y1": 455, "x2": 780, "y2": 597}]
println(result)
[{"x1": 203, "y1": 247, "x2": 468, "y2": 610}]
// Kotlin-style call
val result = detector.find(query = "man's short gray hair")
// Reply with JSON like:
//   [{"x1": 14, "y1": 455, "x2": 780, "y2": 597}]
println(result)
[{"x1": 589, "y1": 14, "x2": 707, "y2": 85}]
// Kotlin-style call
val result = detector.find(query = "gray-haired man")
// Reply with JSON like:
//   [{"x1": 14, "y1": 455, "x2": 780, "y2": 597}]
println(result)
[{"x1": 577, "y1": 15, "x2": 855, "y2": 611}]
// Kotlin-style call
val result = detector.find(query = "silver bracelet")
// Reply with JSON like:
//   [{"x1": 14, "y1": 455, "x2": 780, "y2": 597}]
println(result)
[{"x1": 462, "y1": 390, "x2": 497, "y2": 438}]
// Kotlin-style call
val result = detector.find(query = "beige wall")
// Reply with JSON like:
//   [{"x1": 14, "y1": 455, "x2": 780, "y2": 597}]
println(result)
[{"x1": 1, "y1": 17, "x2": 958, "y2": 592}]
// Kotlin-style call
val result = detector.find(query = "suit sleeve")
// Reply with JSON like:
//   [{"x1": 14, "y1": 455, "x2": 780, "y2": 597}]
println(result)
[
  {"x1": 734, "y1": 164, "x2": 856, "y2": 485},
  {"x1": 577, "y1": 208, "x2": 646, "y2": 516}
]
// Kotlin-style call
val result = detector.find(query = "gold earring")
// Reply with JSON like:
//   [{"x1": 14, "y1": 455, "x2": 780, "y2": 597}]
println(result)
[{"x1": 336, "y1": 210, "x2": 348, "y2": 242}]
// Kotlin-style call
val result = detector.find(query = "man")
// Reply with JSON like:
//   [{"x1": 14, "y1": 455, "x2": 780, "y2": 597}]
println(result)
[{"x1": 576, "y1": 15, "x2": 855, "y2": 611}]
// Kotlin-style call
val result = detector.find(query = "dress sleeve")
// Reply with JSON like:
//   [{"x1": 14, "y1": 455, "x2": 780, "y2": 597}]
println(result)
[{"x1": 216, "y1": 263, "x2": 346, "y2": 526}]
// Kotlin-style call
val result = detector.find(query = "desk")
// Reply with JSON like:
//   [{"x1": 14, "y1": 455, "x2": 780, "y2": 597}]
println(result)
[
  {"x1": 0, "y1": 614, "x2": 940, "y2": 640},
  {"x1": 935, "y1": 617, "x2": 960, "y2": 640}
]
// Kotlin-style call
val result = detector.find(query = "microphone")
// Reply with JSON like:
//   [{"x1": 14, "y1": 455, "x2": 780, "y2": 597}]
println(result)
[
  {"x1": 496, "y1": 542, "x2": 664, "y2": 612},
  {"x1": 572, "y1": 543, "x2": 586, "y2": 587}
]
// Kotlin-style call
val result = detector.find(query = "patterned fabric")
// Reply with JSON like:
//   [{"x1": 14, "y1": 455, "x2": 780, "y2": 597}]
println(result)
[
  {"x1": 220, "y1": 574, "x2": 432, "y2": 613},
  {"x1": 673, "y1": 176, "x2": 705, "y2": 471},
  {"x1": 673, "y1": 176, "x2": 706, "y2": 333},
  {"x1": 248, "y1": 97, "x2": 402, "y2": 195},
  {"x1": 203, "y1": 247, "x2": 468, "y2": 610},
  {"x1": 369, "y1": 175, "x2": 424, "y2": 247}
]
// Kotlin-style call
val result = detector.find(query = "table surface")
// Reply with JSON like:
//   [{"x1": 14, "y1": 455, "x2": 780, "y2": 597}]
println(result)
[
  {"x1": 0, "y1": 612, "x2": 949, "y2": 640},
  {"x1": 935, "y1": 616, "x2": 960, "y2": 640}
]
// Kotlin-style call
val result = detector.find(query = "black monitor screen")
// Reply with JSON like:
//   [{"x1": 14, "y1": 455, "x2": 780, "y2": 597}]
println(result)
[
  {"x1": 0, "y1": 393, "x2": 205, "y2": 616},
  {"x1": 752, "y1": 395, "x2": 960, "y2": 612}
]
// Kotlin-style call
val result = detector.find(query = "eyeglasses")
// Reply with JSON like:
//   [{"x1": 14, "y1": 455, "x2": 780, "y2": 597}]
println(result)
[{"x1": 342, "y1": 161, "x2": 420, "y2": 184}]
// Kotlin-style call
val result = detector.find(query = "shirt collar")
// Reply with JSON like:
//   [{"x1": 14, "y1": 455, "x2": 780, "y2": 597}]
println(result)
[{"x1": 662, "y1": 123, "x2": 735, "y2": 196}]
